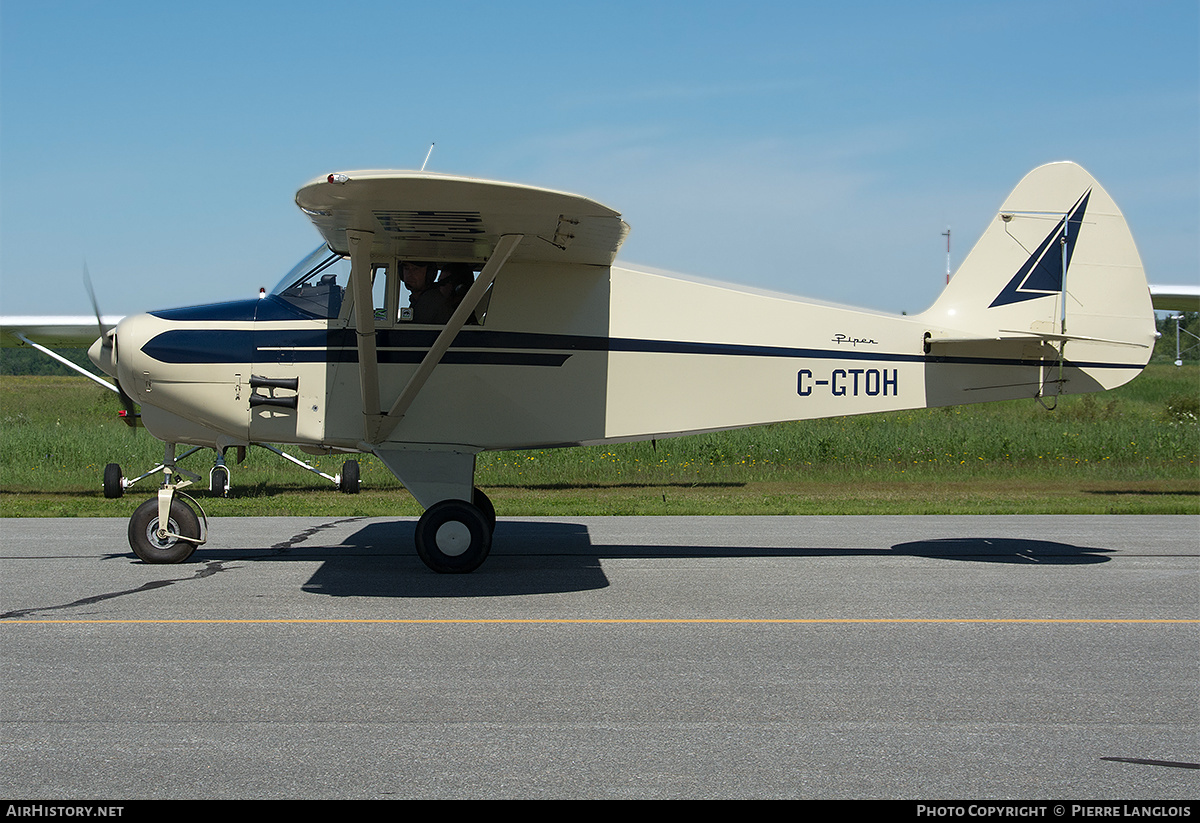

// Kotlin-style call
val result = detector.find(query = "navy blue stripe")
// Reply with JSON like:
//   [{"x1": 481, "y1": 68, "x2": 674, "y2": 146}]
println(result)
[
  {"x1": 142, "y1": 330, "x2": 256, "y2": 364},
  {"x1": 140, "y1": 327, "x2": 1142, "y2": 371}
]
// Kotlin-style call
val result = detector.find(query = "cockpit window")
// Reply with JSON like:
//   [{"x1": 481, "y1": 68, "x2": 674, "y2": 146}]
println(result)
[
  {"x1": 270, "y1": 245, "x2": 493, "y2": 325},
  {"x1": 271, "y1": 245, "x2": 350, "y2": 318}
]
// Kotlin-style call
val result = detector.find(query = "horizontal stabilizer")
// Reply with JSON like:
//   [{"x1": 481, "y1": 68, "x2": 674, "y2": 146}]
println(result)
[{"x1": 926, "y1": 329, "x2": 1149, "y2": 349}]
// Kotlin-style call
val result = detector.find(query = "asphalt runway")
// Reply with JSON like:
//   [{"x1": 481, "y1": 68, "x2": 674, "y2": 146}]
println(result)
[{"x1": 1, "y1": 514, "x2": 1196, "y2": 800}]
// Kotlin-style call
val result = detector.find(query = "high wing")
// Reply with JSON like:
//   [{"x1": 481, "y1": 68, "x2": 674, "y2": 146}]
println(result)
[
  {"x1": 1149, "y1": 284, "x2": 1200, "y2": 312},
  {"x1": 294, "y1": 170, "x2": 629, "y2": 447},
  {"x1": 295, "y1": 170, "x2": 630, "y2": 266}
]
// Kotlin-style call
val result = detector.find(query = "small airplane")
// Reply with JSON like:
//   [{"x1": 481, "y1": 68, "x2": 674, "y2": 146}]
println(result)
[
  {"x1": 1148, "y1": 283, "x2": 1200, "y2": 312},
  {"x1": 0, "y1": 161, "x2": 1169, "y2": 573}
]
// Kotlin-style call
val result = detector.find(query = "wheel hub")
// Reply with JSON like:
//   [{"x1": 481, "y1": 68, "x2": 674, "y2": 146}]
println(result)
[
  {"x1": 147, "y1": 517, "x2": 179, "y2": 549},
  {"x1": 435, "y1": 520, "x2": 472, "y2": 556}
]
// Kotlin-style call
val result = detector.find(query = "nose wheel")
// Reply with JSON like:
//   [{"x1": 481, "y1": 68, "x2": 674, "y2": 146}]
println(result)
[{"x1": 127, "y1": 493, "x2": 205, "y2": 564}]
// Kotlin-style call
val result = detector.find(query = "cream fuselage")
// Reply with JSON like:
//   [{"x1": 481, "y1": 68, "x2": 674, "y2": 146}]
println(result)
[{"x1": 106, "y1": 262, "x2": 943, "y2": 456}]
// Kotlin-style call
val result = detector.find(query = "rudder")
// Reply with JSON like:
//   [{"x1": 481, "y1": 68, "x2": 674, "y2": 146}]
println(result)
[{"x1": 919, "y1": 162, "x2": 1155, "y2": 406}]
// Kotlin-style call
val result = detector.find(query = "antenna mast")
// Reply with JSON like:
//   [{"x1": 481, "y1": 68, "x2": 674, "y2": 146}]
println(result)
[
  {"x1": 421, "y1": 143, "x2": 435, "y2": 172},
  {"x1": 942, "y1": 227, "x2": 951, "y2": 284}
]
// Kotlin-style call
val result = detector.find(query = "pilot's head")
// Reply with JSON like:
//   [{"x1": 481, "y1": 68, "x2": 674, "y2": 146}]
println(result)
[
  {"x1": 438, "y1": 264, "x2": 475, "y2": 297},
  {"x1": 402, "y1": 261, "x2": 434, "y2": 292}
]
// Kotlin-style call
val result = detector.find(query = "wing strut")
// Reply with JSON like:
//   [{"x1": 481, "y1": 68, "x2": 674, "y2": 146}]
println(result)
[
  {"x1": 346, "y1": 230, "x2": 383, "y2": 442},
  {"x1": 12, "y1": 332, "x2": 119, "y2": 394},
  {"x1": 373, "y1": 233, "x2": 523, "y2": 444}
]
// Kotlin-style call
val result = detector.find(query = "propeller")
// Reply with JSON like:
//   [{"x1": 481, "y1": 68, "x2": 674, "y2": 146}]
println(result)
[{"x1": 83, "y1": 263, "x2": 140, "y2": 429}]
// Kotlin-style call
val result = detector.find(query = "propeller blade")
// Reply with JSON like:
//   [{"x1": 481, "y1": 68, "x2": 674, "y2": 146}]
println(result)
[
  {"x1": 82, "y1": 263, "x2": 138, "y2": 430},
  {"x1": 82, "y1": 262, "x2": 113, "y2": 350}
]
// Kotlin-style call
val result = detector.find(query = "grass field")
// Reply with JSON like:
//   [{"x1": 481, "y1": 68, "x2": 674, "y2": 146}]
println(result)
[{"x1": 1, "y1": 365, "x2": 1196, "y2": 517}]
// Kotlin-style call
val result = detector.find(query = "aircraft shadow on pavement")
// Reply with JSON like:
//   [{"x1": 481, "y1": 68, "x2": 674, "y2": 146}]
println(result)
[{"x1": 203, "y1": 520, "x2": 1115, "y2": 599}]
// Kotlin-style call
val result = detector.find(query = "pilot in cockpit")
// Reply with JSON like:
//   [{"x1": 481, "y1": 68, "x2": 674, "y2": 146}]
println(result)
[
  {"x1": 402, "y1": 261, "x2": 452, "y2": 324},
  {"x1": 437, "y1": 264, "x2": 479, "y2": 324}
]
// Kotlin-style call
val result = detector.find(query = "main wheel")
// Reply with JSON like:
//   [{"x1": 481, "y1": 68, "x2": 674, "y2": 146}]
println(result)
[
  {"x1": 415, "y1": 499, "x2": 492, "y2": 574},
  {"x1": 339, "y1": 459, "x2": 360, "y2": 494},
  {"x1": 103, "y1": 463, "x2": 124, "y2": 499},
  {"x1": 128, "y1": 497, "x2": 201, "y2": 564}
]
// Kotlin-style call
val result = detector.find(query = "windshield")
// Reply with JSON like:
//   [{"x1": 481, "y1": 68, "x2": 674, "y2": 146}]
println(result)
[{"x1": 271, "y1": 245, "x2": 350, "y2": 318}]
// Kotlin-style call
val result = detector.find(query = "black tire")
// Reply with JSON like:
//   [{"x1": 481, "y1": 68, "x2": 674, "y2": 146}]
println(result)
[
  {"x1": 103, "y1": 463, "x2": 124, "y2": 499},
  {"x1": 415, "y1": 499, "x2": 492, "y2": 574},
  {"x1": 128, "y1": 497, "x2": 201, "y2": 564},
  {"x1": 339, "y1": 459, "x2": 360, "y2": 494},
  {"x1": 473, "y1": 487, "x2": 497, "y2": 534},
  {"x1": 211, "y1": 467, "x2": 230, "y2": 497}
]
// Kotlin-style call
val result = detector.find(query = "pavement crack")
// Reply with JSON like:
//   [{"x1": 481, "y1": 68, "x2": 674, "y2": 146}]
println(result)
[
  {"x1": 1, "y1": 517, "x2": 366, "y2": 620},
  {"x1": 1101, "y1": 756, "x2": 1200, "y2": 770},
  {"x1": 0, "y1": 560, "x2": 231, "y2": 620},
  {"x1": 266, "y1": 517, "x2": 365, "y2": 555}
]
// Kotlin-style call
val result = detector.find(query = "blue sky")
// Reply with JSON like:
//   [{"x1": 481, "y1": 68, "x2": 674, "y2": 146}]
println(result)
[{"x1": 1, "y1": 0, "x2": 1196, "y2": 317}]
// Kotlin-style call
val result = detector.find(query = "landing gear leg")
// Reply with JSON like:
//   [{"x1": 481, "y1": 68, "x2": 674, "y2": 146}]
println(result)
[
  {"x1": 372, "y1": 448, "x2": 496, "y2": 573},
  {"x1": 111, "y1": 443, "x2": 204, "y2": 494}
]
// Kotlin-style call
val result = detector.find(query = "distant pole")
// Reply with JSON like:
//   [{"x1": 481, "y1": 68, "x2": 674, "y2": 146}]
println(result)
[
  {"x1": 942, "y1": 228, "x2": 951, "y2": 284},
  {"x1": 1176, "y1": 313, "x2": 1183, "y2": 367}
]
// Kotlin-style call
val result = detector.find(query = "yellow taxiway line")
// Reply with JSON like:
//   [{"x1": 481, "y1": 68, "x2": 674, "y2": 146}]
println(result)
[{"x1": 3, "y1": 618, "x2": 1196, "y2": 625}]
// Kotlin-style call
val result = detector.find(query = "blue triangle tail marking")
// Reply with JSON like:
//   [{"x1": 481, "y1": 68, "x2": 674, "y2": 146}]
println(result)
[{"x1": 988, "y1": 189, "x2": 1091, "y2": 308}]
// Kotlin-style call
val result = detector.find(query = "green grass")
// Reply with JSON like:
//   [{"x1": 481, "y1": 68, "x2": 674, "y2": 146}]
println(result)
[{"x1": 1, "y1": 366, "x2": 1196, "y2": 517}]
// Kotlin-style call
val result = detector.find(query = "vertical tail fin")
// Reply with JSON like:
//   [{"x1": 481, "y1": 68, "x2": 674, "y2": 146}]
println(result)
[{"x1": 918, "y1": 162, "x2": 1155, "y2": 406}]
